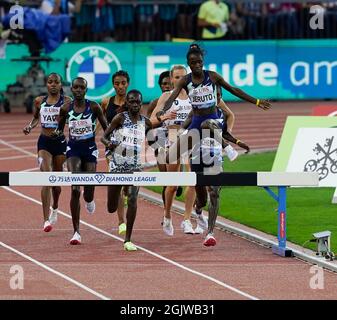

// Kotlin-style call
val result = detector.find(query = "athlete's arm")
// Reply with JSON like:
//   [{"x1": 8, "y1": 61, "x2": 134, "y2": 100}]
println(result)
[
  {"x1": 91, "y1": 101, "x2": 108, "y2": 132},
  {"x1": 210, "y1": 71, "x2": 271, "y2": 110},
  {"x1": 146, "y1": 99, "x2": 158, "y2": 118},
  {"x1": 23, "y1": 97, "x2": 42, "y2": 135},
  {"x1": 218, "y1": 99, "x2": 235, "y2": 132},
  {"x1": 95, "y1": 97, "x2": 109, "y2": 134},
  {"x1": 159, "y1": 76, "x2": 187, "y2": 116},
  {"x1": 181, "y1": 110, "x2": 193, "y2": 131},
  {"x1": 101, "y1": 113, "x2": 123, "y2": 150},
  {"x1": 54, "y1": 101, "x2": 71, "y2": 136},
  {"x1": 222, "y1": 131, "x2": 250, "y2": 153},
  {"x1": 150, "y1": 92, "x2": 177, "y2": 127}
]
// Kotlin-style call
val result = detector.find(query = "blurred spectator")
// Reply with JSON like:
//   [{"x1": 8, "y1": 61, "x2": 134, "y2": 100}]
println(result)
[
  {"x1": 176, "y1": 1, "x2": 199, "y2": 39},
  {"x1": 40, "y1": 0, "x2": 82, "y2": 15},
  {"x1": 92, "y1": 1, "x2": 114, "y2": 42},
  {"x1": 157, "y1": 4, "x2": 177, "y2": 40},
  {"x1": 197, "y1": 0, "x2": 230, "y2": 40},
  {"x1": 136, "y1": 1, "x2": 156, "y2": 41},
  {"x1": 112, "y1": 3, "x2": 134, "y2": 41},
  {"x1": 266, "y1": 3, "x2": 301, "y2": 39},
  {"x1": 235, "y1": 3, "x2": 267, "y2": 39}
]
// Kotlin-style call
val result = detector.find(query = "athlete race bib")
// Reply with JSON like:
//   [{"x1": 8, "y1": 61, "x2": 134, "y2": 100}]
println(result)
[
  {"x1": 69, "y1": 119, "x2": 94, "y2": 140},
  {"x1": 40, "y1": 106, "x2": 60, "y2": 128}
]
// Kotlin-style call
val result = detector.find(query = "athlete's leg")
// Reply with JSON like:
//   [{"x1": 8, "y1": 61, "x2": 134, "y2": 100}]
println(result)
[
  {"x1": 107, "y1": 185, "x2": 123, "y2": 213},
  {"x1": 67, "y1": 157, "x2": 82, "y2": 233},
  {"x1": 156, "y1": 147, "x2": 168, "y2": 207},
  {"x1": 82, "y1": 162, "x2": 96, "y2": 204},
  {"x1": 164, "y1": 163, "x2": 180, "y2": 219},
  {"x1": 117, "y1": 193, "x2": 125, "y2": 225},
  {"x1": 124, "y1": 186, "x2": 139, "y2": 243},
  {"x1": 206, "y1": 185, "x2": 221, "y2": 234},
  {"x1": 38, "y1": 150, "x2": 53, "y2": 223},
  {"x1": 51, "y1": 154, "x2": 66, "y2": 210}
]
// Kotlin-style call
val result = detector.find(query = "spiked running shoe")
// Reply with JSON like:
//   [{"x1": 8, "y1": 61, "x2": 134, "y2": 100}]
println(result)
[
  {"x1": 118, "y1": 223, "x2": 127, "y2": 235},
  {"x1": 70, "y1": 232, "x2": 81, "y2": 245},
  {"x1": 49, "y1": 208, "x2": 58, "y2": 225},
  {"x1": 203, "y1": 233, "x2": 216, "y2": 247},
  {"x1": 124, "y1": 241, "x2": 137, "y2": 251},
  {"x1": 43, "y1": 220, "x2": 52, "y2": 232}
]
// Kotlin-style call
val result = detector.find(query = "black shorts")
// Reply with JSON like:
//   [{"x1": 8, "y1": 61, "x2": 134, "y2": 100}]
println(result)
[
  {"x1": 66, "y1": 138, "x2": 98, "y2": 163},
  {"x1": 37, "y1": 134, "x2": 67, "y2": 157}
]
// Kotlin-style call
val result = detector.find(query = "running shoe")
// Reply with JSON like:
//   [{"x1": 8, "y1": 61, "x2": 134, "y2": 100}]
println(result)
[
  {"x1": 85, "y1": 200, "x2": 96, "y2": 214},
  {"x1": 124, "y1": 241, "x2": 137, "y2": 251},
  {"x1": 203, "y1": 233, "x2": 216, "y2": 247},
  {"x1": 43, "y1": 220, "x2": 52, "y2": 232},
  {"x1": 195, "y1": 207, "x2": 208, "y2": 231},
  {"x1": 194, "y1": 225, "x2": 205, "y2": 235},
  {"x1": 176, "y1": 186, "x2": 183, "y2": 197},
  {"x1": 70, "y1": 232, "x2": 81, "y2": 245},
  {"x1": 224, "y1": 145, "x2": 238, "y2": 162},
  {"x1": 118, "y1": 223, "x2": 127, "y2": 235},
  {"x1": 181, "y1": 219, "x2": 194, "y2": 234},
  {"x1": 162, "y1": 217, "x2": 174, "y2": 236},
  {"x1": 49, "y1": 208, "x2": 58, "y2": 225}
]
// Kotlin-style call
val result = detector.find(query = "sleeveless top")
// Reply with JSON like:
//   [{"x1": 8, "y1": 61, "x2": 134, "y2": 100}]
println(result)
[
  {"x1": 184, "y1": 70, "x2": 217, "y2": 110},
  {"x1": 163, "y1": 92, "x2": 192, "y2": 128},
  {"x1": 67, "y1": 100, "x2": 97, "y2": 141},
  {"x1": 40, "y1": 95, "x2": 64, "y2": 129},
  {"x1": 109, "y1": 111, "x2": 146, "y2": 172},
  {"x1": 106, "y1": 96, "x2": 127, "y2": 124}
]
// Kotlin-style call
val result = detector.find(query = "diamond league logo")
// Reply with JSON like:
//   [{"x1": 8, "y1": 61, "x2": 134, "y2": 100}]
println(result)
[
  {"x1": 49, "y1": 175, "x2": 57, "y2": 183},
  {"x1": 66, "y1": 46, "x2": 122, "y2": 100},
  {"x1": 94, "y1": 174, "x2": 106, "y2": 184}
]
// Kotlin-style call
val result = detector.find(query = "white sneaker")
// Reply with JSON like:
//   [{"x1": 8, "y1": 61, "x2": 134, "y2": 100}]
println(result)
[
  {"x1": 70, "y1": 232, "x2": 81, "y2": 245},
  {"x1": 194, "y1": 225, "x2": 205, "y2": 235},
  {"x1": 49, "y1": 208, "x2": 58, "y2": 225},
  {"x1": 195, "y1": 208, "x2": 208, "y2": 231},
  {"x1": 224, "y1": 145, "x2": 238, "y2": 162},
  {"x1": 85, "y1": 201, "x2": 95, "y2": 214},
  {"x1": 163, "y1": 217, "x2": 174, "y2": 236},
  {"x1": 181, "y1": 220, "x2": 194, "y2": 234},
  {"x1": 43, "y1": 220, "x2": 52, "y2": 232}
]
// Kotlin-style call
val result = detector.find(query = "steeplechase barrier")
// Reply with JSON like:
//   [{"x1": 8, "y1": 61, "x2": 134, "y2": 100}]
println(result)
[{"x1": 0, "y1": 171, "x2": 319, "y2": 257}]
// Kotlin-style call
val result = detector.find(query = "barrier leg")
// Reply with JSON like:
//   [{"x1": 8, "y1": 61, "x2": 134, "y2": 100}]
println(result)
[{"x1": 264, "y1": 186, "x2": 293, "y2": 257}]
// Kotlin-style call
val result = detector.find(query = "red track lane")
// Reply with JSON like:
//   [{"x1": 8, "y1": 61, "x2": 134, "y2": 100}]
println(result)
[{"x1": 1, "y1": 102, "x2": 337, "y2": 300}]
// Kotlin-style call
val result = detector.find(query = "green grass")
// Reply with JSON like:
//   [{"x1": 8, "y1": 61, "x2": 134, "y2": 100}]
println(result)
[{"x1": 146, "y1": 151, "x2": 337, "y2": 253}]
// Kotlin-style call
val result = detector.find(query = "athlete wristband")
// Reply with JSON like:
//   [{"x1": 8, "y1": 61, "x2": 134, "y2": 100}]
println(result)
[
  {"x1": 236, "y1": 139, "x2": 241, "y2": 145},
  {"x1": 255, "y1": 99, "x2": 260, "y2": 107}
]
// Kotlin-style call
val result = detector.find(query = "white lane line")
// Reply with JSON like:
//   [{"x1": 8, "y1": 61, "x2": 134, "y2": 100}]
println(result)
[
  {"x1": 0, "y1": 140, "x2": 36, "y2": 157},
  {"x1": 0, "y1": 146, "x2": 35, "y2": 152},
  {"x1": 22, "y1": 167, "x2": 40, "y2": 172},
  {"x1": 0, "y1": 155, "x2": 32, "y2": 161},
  {"x1": 0, "y1": 241, "x2": 110, "y2": 300},
  {"x1": 2, "y1": 186, "x2": 259, "y2": 301}
]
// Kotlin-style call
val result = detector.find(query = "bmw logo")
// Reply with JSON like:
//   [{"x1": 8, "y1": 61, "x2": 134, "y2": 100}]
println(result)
[{"x1": 66, "y1": 46, "x2": 122, "y2": 100}]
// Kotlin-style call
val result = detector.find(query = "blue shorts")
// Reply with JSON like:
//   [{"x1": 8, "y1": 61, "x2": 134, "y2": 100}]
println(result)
[
  {"x1": 188, "y1": 112, "x2": 220, "y2": 131},
  {"x1": 66, "y1": 138, "x2": 98, "y2": 163},
  {"x1": 37, "y1": 134, "x2": 67, "y2": 157}
]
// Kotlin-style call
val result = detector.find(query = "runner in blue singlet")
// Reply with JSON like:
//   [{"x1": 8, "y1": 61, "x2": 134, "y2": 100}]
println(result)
[
  {"x1": 55, "y1": 77, "x2": 108, "y2": 245},
  {"x1": 23, "y1": 73, "x2": 71, "y2": 233}
]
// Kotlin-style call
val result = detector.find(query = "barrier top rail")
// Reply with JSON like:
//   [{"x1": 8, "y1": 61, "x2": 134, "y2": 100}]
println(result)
[{"x1": 0, "y1": 171, "x2": 319, "y2": 187}]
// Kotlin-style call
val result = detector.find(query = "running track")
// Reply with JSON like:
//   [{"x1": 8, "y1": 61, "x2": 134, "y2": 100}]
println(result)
[{"x1": 1, "y1": 101, "x2": 337, "y2": 300}]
